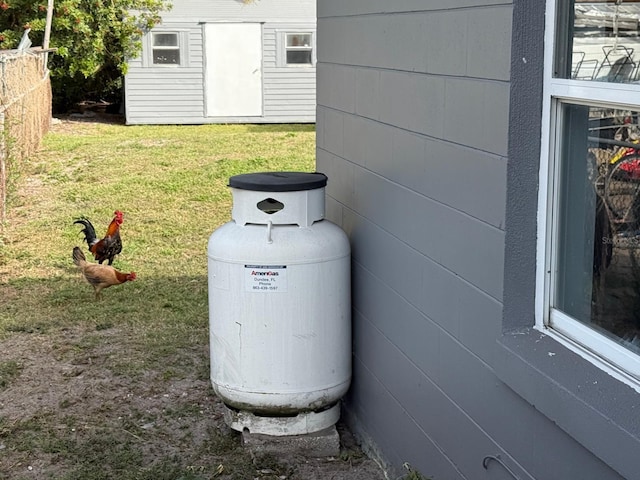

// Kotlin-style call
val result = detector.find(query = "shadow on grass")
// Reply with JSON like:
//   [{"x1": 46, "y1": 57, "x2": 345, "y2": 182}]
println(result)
[
  {"x1": 1, "y1": 272, "x2": 212, "y2": 386},
  {"x1": 0, "y1": 273, "x2": 209, "y2": 336}
]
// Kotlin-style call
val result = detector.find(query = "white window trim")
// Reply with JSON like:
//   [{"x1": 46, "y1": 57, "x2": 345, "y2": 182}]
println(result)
[
  {"x1": 537, "y1": 0, "x2": 640, "y2": 391},
  {"x1": 145, "y1": 30, "x2": 189, "y2": 68},
  {"x1": 276, "y1": 31, "x2": 315, "y2": 68}
]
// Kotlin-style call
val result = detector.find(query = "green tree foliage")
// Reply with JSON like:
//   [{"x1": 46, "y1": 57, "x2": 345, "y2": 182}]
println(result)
[{"x1": 0, "y1": 0, "x2": 171, "y2": 112}]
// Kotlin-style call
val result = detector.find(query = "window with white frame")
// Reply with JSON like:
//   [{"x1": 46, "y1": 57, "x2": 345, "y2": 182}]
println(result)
[
  {"x1": 151, "y1": 32, "x2": 181, "y2": 65},
  {"x1": 283, "y1": 32, "x2": 313, "y2": 66},
  {"x1": 542, "y1": 0, "x2": 640, "y2": 385}
]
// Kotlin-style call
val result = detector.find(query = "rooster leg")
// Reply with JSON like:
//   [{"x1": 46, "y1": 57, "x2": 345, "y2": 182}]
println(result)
[{"x1": 93, "y1": 286, "x2": 103, "y2": 301}]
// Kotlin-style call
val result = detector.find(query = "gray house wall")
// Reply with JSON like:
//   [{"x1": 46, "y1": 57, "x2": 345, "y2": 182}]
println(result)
[
  {"x1": 317, "y1": 1, "x2": 639, "y2": 479},
  {"x1": 124, "y1": 0, "x2": 316, "y2": 125}
]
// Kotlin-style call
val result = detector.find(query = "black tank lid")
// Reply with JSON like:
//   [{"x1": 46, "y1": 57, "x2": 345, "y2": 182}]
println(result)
[{"x1": 229, "y1": 172, "x2": 327, "y2": 192}]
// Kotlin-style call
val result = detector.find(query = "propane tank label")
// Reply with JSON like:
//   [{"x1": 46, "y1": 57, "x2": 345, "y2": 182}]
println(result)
[{"x1": 245, "y1": 265, "x2": 287, "y2": 292}]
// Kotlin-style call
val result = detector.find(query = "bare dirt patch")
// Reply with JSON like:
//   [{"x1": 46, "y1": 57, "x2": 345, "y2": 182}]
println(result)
[
  {"x1": 0, "y1": 116, "x2": 387, "y2": 480},
  {"x1": 0, "y1": 325, "x2": 386, "y2": 480}
]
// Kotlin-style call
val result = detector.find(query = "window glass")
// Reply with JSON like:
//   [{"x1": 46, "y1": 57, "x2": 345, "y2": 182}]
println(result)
[
  {"x1": 285, "y1": 32, "x2": 312, "y2": 66},
  {"x1": 153, "y1": 33, "x2": 178, "y2": 47},
  {"x1": 546, "y1": 0, "x2": 640, "y2": 381},
  {"x1": 287, "y1": 34, "x2": 311, "y2": 48},
  {"x1": 555, "y1": 103, "x2": 640, "y2": 354},
  {"x1": 153, "y1": 50, "x2": 180, "y2": 65},
  {"x1": 152, "y1": 32, "x2": 180, "y2": 65},
  {"x1": 286, "y1": 50, "x2": 312, "y2": 65},
  {"x1": 557, "y1": 1, "x2": 640, "y2": 82}
]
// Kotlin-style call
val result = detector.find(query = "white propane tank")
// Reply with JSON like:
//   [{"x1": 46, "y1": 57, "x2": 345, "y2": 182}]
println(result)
[{"x1": 208, "y1": 172, "x2": 351, "y2": 436}]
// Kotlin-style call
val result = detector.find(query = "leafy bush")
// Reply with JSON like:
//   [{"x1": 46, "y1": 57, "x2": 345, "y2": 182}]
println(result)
[{"x1": 0, "y1": 0, "x2": 171, "y2": 112}]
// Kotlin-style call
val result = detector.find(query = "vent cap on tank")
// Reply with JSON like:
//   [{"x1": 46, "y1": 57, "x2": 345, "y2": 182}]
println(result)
[{"x1": 229, "y1": 172, "x2": 327, "y2": 227}]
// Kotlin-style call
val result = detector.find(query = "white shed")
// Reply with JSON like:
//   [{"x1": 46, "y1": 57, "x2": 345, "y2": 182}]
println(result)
[{"x1": 124, "y1": 0, "x2": 316, "y2": 125}]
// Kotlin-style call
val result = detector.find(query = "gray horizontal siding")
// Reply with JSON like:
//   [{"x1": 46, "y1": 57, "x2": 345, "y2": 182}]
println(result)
[
  {"x1": 264, "y1": 87, "x2": 315, "y2": 95},
  {"x1": 262, "y1": 75, "x2": 315, "y2": 84},
  {"x1": 317, "y1": 0, "x2": 510, "y2": 17},
  {"x1": 321, "y1": 150, "x2": 623, "y2": 480},
  {"x1": 125, "y1": 23, "x2": 205, "y2": 123},
  {"x1": 163, "y1": 0, "x2": 315, "y2": 22},
  {"x1": 348, "y1": 272, "x2": 623, "y2": 480},
  {"x1": 318, "y1": 2, "x2": 635, "y2": 480},
  {"x1": 318, "y1": 62, "x2": 509, "y2": 155},
  {"x1": 265, "y1": 101, "x2": 316, "y2": 108},
  {"x1": 127, "y1": 101, "x2": 203, "y2": 110},
  {"x1": 316, "y1": 3, "x2": 520, "y2": 479},
  {"x1": 262, "y1": 23, "x2": 316, "y2": 119},
  {"x1": 317, "y1": 7, "x2": 511, "y2": 82},
  {"x1": 126, "y1": 72, "x2": 203, "y2": 84},
  {"x1": 126, "y1": 115, "x2": 314, "y2": 125},
  {"x1": 125, "y1": 15, "x2": 316, "y2": 124}
]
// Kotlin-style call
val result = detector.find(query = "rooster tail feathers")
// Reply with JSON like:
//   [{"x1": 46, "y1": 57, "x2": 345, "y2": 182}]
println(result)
[
  {"x1": 72, "y1": 246, "x2": 87, "y2": 266},
  {"x1": 73, "y1": 217, "x2": 97, "y2": 248}
]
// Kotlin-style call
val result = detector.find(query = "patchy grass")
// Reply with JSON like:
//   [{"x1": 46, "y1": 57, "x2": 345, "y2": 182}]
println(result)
[
  {"x1": 0, "y1": 120, "x2": 315, "y2": 342},
  {"x1": 0, "y1": 360, "x2": 22, "y2": 389},
  {"x1": 0, "y1": 118, "x2": 386, "y2": 480}
]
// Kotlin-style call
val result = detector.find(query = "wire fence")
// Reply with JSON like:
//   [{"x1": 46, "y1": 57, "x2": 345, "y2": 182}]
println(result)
[{"x1": 0, "y1": 48, "x2": 51, "y2": 224}]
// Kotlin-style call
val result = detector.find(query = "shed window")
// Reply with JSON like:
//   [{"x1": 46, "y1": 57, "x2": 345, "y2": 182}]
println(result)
[
  {"x1": 542, "y1": 0, "x2": 640, "y2": 387},
  {"x1": 152, "y1": 32, "x2": 181, "y2": 65},
  {"x1": 285, "y1": 33, "x2": 313, "y2": 65}
]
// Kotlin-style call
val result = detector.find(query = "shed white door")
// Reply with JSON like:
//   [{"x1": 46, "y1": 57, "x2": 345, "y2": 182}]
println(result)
[{"x1": 205, "y1": 23, "x2": 263, "y2": 117}]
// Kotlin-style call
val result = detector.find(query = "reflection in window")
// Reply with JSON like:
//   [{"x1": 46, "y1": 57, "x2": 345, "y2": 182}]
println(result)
[
  {"x1": 555, "y1": 104, "x2": 640, "y2": 352},
  {"x1": 152, "y1": 32, "x2": 180, "y2": 65},
  {"x1": 285, "y1": 33, "x2": 312, "y2": 65},
  {"x1": 558, "y1": 1, "x2": 640, "y2": 83}
]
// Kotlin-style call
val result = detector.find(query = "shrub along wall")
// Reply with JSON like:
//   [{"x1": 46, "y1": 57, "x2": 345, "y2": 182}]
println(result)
[{"x1": 0, "y1": 49, "x2": 51, "y2": 223}]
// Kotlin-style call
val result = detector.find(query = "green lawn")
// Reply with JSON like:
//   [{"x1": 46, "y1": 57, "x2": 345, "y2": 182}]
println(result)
[
  {"x1": 0, "y1": 121, "x2": 315, "y2": 335},
  {"x1": 0, "y1": 120, "x2": 318, "y2": 479}
]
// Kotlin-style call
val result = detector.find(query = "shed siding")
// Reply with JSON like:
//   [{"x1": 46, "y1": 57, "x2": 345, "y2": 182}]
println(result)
[
  {"x1": 162, "y1": 0, "x2": 315, "y2": 22},
  {"x1": 318, "y1": 2, "x2": 628, "y2": 480},
  {"x1": 262, "y1": 23, "x2": 316, "y2": 119},
  {"x1": 124, "y1": 0, "x2": 315, "y2": 124},
  {"x1": 125, "y1": 22, "x2": 206, "y2": 123}
]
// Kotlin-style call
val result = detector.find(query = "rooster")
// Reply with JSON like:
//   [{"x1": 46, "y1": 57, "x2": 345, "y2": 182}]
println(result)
[
  {"x1": 72, "y1": 247, "x2": 136, "y2": 299},
  {"x1": 74, "y1": 210, "x2": 123, "y2": 265}
]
